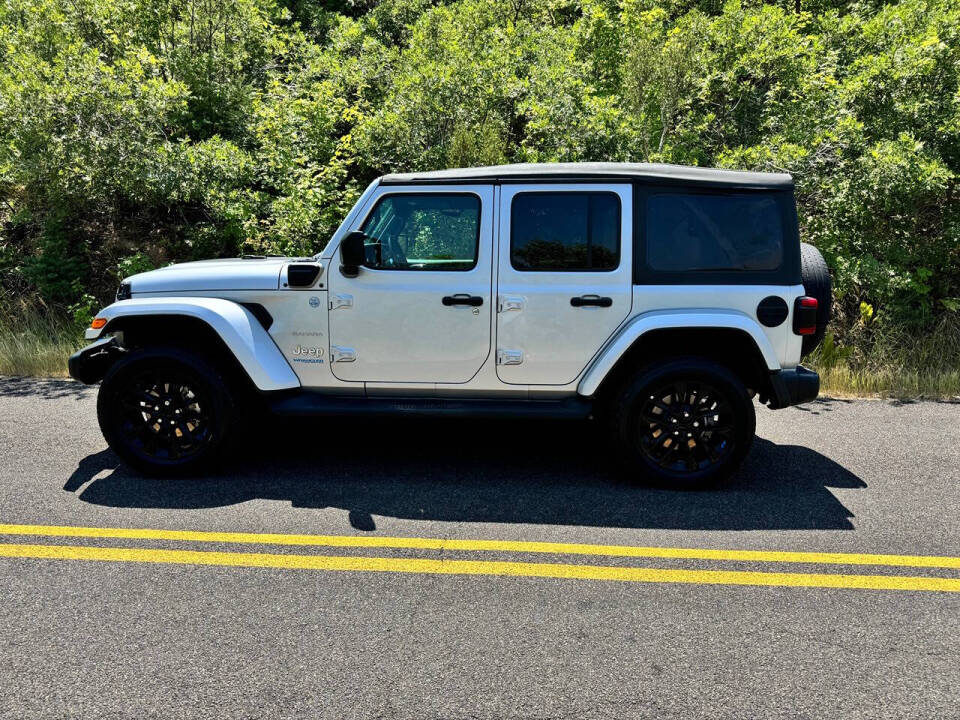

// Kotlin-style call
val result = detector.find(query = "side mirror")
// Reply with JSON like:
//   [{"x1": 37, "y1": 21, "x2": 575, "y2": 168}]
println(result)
[{"x1": 339, "y1": 231, "x2": 366, "y2": 278}]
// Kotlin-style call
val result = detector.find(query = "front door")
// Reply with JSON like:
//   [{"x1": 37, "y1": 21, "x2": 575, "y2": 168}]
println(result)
[
  {"x1": 496, "y1": 184, "x2": 633, "y2": 385},
  {"x1": 327, "y1": 186, "x2": 494, "y2": 384}
]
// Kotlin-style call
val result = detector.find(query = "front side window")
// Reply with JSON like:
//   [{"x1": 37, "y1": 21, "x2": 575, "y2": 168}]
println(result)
[
  {"x1": 511, "y1": 192, "x2": 620, "y2": 271},
  {"x1": 360, "y1": 194, "x2": 481, "y2": 271},
  {"x1": 645, "y1": 192, "x2": 783, "y2": 272}
]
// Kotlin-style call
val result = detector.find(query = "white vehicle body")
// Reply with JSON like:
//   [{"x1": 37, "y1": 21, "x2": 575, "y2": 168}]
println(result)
[
  {"x1": 83, "y1": 165, "x2": 810, "y2": 402},
  {"x1": 73, "y1": 162, "x2": 828, "y2": 482}
]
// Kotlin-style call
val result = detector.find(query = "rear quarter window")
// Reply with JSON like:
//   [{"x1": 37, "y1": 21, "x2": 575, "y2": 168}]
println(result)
[
  {"x1": 646, "y1": 193, "x2": 782, "y2": 271},
  {"x1": 634, "y1": 187, "x2": 800, "y2": 285}
]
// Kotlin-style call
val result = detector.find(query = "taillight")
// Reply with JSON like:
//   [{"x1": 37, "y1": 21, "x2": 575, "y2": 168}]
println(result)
[{"x1": 793, "y1": 296, "x2": 818, "y2": 335}]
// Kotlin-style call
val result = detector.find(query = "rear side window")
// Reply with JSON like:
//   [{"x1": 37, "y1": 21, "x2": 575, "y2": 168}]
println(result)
[
  {"x1": 511, "y1": 192, "x2": 620, "y2": 271},
  {"x1": 645, "y1": 193, "x2": 783, "y2": 272}
]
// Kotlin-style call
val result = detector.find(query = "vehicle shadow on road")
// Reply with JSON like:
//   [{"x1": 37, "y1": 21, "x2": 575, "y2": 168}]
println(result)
[{"x1": 64, "y1": 416, "x2": 866, "y2": 531}]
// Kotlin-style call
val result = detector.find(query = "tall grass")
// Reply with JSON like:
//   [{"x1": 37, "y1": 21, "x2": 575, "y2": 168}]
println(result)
[
  {"x1": 0, "y1": 306, "x2": 83, "y2": 377},
  {"x1": 807, "y1": 315, "x2": 960, "y2": 399}
]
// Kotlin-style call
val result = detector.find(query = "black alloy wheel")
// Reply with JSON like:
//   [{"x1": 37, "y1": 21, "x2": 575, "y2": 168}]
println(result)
[
  {"x1": 98, "y1": 346, "x2": 236, "y2": 476},
  {"x1": 116, "y1": 371, "x2": 212, "y2": 463},
  {"x1": 636, "y1": 380, "x2": 735, "y2": 473},
  {"x1": 611, "y1": 357, "x2": 755, "y2": 488}
]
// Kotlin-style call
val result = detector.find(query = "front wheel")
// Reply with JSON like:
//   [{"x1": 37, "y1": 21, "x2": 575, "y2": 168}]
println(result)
[
  {"x1": 97, "y1": 346, "x2": 238, "y2": 477},
  {"x1": 610, "y1": 357, "x2": 755, "y2": 489}
]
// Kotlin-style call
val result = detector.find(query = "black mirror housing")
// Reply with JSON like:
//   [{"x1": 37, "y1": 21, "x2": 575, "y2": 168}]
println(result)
[{"x1": 339, "y1": 230, "x2": 366, "y2": 278}]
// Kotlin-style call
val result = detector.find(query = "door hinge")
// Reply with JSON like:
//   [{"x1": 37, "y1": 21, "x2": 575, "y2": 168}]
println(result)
[
  {"x1": 330, "y1": 345, "x2": 357, "y2": 363},
  {"x1": 497, "y1": 295, "x2": 525, "y2": 313},
  {"x1": 329, "y1": 294, "x2": 353, "y2": 310},
  {"x1": 496, "y1": 349, "x2": 524, "y2": 366}
]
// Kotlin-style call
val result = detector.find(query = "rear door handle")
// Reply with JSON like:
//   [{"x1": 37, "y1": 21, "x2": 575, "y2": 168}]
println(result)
[
  {"x1": 570, "y1": 295, "x2": 613, "y2": 307},
  {"x1": 442, "y1": 294, "x2": 484, "y2": 307}
]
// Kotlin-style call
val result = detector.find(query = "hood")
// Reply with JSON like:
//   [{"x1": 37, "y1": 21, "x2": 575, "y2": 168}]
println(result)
[{"x1": 126, "y1": 257, "x2": 296, "y2": 294}]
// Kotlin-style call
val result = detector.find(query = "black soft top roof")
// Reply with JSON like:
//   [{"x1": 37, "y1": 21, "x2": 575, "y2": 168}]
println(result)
[{"x1": 380, "y1": 162, "x2": 793, "y2": 190}]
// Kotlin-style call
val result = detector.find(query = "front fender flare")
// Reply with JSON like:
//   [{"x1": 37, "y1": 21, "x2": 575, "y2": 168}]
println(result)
[
  {"x1": 578, "y1": 310, "x2": 781, "y2": 397},
  {"x1": 89, "y1": 297, "x2": 300, "y2": 392}
]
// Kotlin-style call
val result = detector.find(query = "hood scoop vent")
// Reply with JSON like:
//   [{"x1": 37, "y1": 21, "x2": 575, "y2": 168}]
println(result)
[{"x1": 287, "y1": 264, "x2": 322, "y2": 288}]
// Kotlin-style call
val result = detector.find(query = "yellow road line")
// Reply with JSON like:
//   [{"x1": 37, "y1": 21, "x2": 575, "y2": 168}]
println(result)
[
  {"x1": 0, "y1": 523, "x2": 958, "y2": 570},
  {"x1": 0, "y1": 543, "x2": 958, "y2": 592}
]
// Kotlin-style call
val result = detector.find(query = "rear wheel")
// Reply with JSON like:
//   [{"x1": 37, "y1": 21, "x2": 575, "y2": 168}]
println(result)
[
  {"x1": 97, "y1": 346, "x2": 237, "y2": 477},
  {"x1": 611, "y1": 357, "x2": 755, "y2": 488}
]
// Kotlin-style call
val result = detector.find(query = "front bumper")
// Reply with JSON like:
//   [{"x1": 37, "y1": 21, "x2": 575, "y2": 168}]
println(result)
[
  {"x1": 68, "y1": 336, "x2": 123, "y2": 384},
  {"x1": 767, "y1": 365, "x2": 819, "y2": 409},
  {"x1": 85, "y1": 325, "x2": 105, "y2": 341}
]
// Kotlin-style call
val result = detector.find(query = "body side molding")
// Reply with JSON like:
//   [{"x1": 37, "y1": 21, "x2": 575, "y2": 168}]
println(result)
[
  {"x1": 89, "y1": 297, "x2": 300, "y2": 391},
  {"x1": 577, "y1": 309, "x2": 781, "y2": 397}
]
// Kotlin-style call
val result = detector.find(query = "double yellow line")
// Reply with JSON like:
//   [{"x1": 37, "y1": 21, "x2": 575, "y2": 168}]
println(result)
[{"x1": 1, "y1": 523, "x2": 959, "y2": 593}]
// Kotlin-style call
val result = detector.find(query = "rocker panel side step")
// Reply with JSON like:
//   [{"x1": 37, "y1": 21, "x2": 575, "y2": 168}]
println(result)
[{"x1": 267, "y1": 392, "x2": 593, "y2": 420}]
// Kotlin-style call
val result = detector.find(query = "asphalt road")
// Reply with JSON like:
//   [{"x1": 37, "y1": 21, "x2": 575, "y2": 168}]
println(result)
[{"x1": 0, "y1": 376, "x2": 959, "y2": 719}]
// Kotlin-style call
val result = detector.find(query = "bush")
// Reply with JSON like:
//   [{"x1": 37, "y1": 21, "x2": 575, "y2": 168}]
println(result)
[{"x1": 0, "y1": 0, "x2": 958, "y2": 387}]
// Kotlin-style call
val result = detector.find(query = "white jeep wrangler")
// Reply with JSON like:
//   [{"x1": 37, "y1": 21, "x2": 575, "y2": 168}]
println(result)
[{"x1": 70, "y1": 163, "x2": 830, "y2": 487}]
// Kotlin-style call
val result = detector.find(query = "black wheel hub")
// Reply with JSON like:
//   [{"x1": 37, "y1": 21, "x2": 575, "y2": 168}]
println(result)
[
  {"x1": 636, "y1": 381, "x2": 735, "y2": 474},
  {"x1": 116, "y1": 373, "x2": 212, "y2": 463}
]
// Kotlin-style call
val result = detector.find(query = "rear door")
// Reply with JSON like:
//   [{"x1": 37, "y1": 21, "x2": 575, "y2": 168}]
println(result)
[{"x1": 495, "y1": 184, "x2": 633, "y2": 385}]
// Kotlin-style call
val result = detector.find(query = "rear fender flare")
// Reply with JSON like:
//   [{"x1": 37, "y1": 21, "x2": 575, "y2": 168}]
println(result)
[
  {"x1": 578, "y1": 310, "x2": 781, "y2": 397},
  {"x1": 90, "y1": 297, "x2": 300, "y2": 392}
]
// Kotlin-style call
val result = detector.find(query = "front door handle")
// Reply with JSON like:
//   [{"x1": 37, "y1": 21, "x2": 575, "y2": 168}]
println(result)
[
  {"x1": 442, "y1": 294, "x2": 483, "y2": 307},
  {"x1": 571, "y1": 295, "x2": 613, "y2": 308}
]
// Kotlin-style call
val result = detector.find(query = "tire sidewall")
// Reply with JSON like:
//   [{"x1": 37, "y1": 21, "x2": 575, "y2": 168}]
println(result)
[
  {"x1": 97, "y1": 346, "x2": 236, "y2": 476},
  {"x1": 612, "y1": 357, "x2": 756, "y2": 489},
  {"x1": 800, "y1": 242, "x2": 832, "y2": 357}
]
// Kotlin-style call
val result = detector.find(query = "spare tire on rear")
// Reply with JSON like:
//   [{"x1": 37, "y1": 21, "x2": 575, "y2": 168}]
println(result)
[{"x1": 799, "y1": 242, "x2": 832, "y2": 357}]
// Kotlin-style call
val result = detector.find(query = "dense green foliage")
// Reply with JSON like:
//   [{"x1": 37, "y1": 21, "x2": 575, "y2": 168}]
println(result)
[{"x1": 1, "y1": 0, "x2": 958, "y2": 347}]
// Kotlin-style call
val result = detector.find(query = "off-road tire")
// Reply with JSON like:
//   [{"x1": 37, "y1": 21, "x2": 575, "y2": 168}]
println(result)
[
  {"x1": 97, "y1": 346, "x2": 237, "y2": 477},
  {"x1": 610, "y1": 357, "x2": 756, "y2": 489},
  {"x1": 800, "y1": 242, "x2": 832, "y2": 357}
]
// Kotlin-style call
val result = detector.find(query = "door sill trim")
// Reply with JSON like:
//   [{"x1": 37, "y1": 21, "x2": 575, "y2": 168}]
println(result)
[{"x1": 266, "y1": 392, "x2": 593, "y2": 420}]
